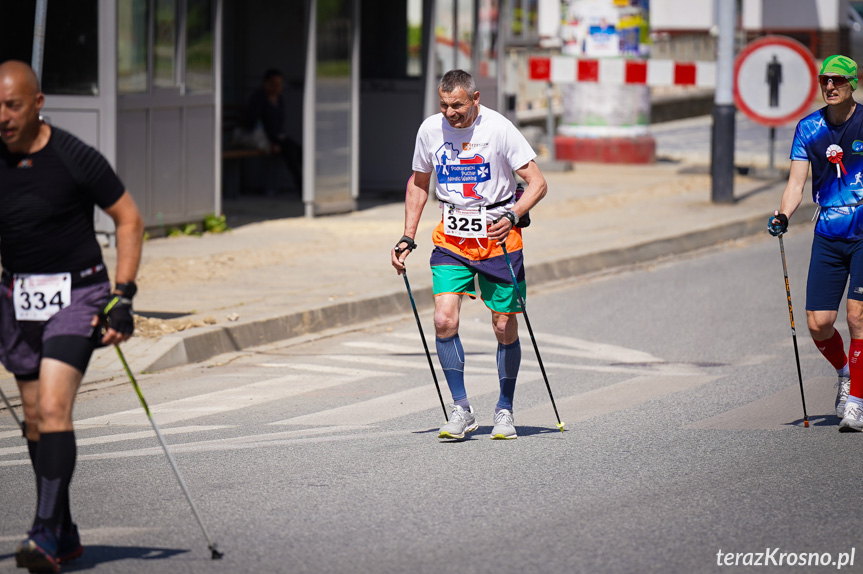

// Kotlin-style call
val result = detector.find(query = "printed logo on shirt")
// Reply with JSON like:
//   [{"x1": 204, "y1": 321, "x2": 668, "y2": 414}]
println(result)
[
  {"x1": 853, "y1": 140, "x2": 863, "y2": 154},
  {"x1": 435, "y1": 142, "x2": 491, "y2": 200},
  {"x1": 16, "y1": 159, "x2": 32, "y2": 168},
  {"x1": 462, "y1": 142, "x2": 489, "y2": 151}
]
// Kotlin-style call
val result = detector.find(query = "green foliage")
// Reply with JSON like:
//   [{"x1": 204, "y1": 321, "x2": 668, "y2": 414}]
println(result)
[
  {"x1": 203, "y1": 213, "x2": 229, "y2": 234},
  {"x1": 162, "y1": 214, "x2": 228, "y2": 238},
  {"x1": 167, "y1": 223, "x2": 201, "y2": 237}
]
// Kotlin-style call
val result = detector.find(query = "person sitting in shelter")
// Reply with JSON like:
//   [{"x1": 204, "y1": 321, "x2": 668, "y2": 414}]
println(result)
[{"x1": 244, "y1": 68, "x2": 303, "y2": 190}]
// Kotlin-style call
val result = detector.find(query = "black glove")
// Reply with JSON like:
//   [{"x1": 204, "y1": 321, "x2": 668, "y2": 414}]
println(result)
[
  {"x1": 103, "y1": 295, "x2": 135, "y2": 335},
  {"x1": 394, "y1": 235, "x2": 417, "y2": 254},
  {"x1": 767, "y1": 213, "x2": 788, "y2": 236}
]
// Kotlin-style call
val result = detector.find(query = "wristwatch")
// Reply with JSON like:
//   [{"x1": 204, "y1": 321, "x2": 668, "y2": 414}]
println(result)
[{"x1": 501, "y1": 210, "x2": 519, "y2": 227}]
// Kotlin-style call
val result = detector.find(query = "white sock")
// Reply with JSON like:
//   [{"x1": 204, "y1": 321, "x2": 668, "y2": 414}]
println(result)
[{"x1": 838, "y1": 364, "x2": 850, "y2": 378}]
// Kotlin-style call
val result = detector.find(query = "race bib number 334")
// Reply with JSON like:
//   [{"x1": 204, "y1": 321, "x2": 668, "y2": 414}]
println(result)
[
  {"x1": 443, "y1": 204, "x2": 487, "y2": 239},
  {"x1": 13, "y1": 273, "x2": 71, "y2": 321}
]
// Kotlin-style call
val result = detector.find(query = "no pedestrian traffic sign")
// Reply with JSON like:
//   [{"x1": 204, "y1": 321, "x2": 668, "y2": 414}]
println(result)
[{"x1": 734, "y1": 35, "x2": 818, "y2": 127}]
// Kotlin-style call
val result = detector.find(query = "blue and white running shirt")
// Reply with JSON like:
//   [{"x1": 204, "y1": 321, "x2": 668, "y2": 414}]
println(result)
[{"x1": 791, "y1": 104, "x2": 863, "y2": 240}]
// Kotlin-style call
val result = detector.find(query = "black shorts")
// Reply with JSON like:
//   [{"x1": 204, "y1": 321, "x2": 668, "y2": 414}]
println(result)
[
  {"x1": 0, "y1": 280, "x2": 110, "y2": 377},
  {"x1": 806, "y1": 233, "x2": 863, "y2": 311}
]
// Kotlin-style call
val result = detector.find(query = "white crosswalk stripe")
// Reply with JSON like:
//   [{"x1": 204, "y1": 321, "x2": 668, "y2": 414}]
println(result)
[
  {"x1": 0, "y1": 425, "x2": 229, "y2": 457},
  {"x1": 0, "y1": 328, "x2": 752, "y2": 467},
  {"x1": 76, "y1": 374, "x2": 342, "y2": 427}
]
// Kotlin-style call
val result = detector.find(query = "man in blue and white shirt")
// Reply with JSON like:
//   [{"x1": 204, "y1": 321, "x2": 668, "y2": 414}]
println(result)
[{"x1": 769, "y1": 54, "x2": 863, "y2": 431}]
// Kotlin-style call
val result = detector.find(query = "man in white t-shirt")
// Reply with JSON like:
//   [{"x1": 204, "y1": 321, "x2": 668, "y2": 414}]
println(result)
[{"x1": 390, "y1": 69, "x2": 548, "y2": 440}]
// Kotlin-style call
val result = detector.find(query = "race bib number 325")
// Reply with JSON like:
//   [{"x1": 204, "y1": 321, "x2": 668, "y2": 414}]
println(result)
[
  {"x1": 13, "y1": 273, "x2": 71, "y2": 321},
  {"x1": 443, "y1": 204, "x2": 487, "y2": 239}
]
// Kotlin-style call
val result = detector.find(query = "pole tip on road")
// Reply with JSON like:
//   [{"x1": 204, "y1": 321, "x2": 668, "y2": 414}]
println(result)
[
  {"x1": 210, "y1": 545, "x2": 224, "y2": 560},
  {"x1": 804, "y1": 419, "x2": 809, "y2": 428},
  {"x1": 557, "y1": 422, "x2": 565, "y2": 433}
]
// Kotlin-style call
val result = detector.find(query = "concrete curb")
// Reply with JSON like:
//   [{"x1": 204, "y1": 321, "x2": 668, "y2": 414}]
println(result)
[{"x1": 139, "y1": 211, "x2": 777, "y2": 373}]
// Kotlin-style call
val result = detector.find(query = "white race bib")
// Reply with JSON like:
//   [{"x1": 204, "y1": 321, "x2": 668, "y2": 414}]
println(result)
[
  {"x1": 443, "y1": 204, "x2": 487, "y2": 239},
  {"x1": 13, "y1": 273, "x2": 72, "y2": 321}
]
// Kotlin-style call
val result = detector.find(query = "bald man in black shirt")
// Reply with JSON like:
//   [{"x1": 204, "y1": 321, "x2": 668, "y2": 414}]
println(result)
[{"x1": 0, "y1": 60, "x2": 143, "y2": 573}]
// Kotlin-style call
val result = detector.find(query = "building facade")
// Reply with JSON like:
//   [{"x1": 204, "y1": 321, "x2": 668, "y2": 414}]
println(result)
[{"x1": 1, "y1": 0, "x2": 525, "y2": 228}]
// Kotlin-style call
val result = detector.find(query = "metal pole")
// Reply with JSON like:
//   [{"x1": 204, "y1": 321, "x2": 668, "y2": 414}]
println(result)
[
  {"x1": 31, "y1": 0, "x2": 48, "y2": 82},
  {"x1": 769, "y1": 126, "x2": 776, "y2": 172},
  {"x1": 711, "y1": 0, "x2": 736, "y2": 203},
  {"x1": 546, "y1": 81, "x2": 555, "y2": 160}
]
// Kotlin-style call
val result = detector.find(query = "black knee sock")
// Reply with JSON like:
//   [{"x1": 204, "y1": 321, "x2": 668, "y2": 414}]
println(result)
[
  {"x1": 27, "y1": 435, "x2": 40, "y2": 491},
  {"x1": 33, "y1": 431, "x2": 76, "y2": 534},
  {"x1": 25, "y1": 428, "x2": 43, "y2": 515}
]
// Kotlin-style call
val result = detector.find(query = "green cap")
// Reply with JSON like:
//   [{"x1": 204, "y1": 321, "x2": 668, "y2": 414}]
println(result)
[{"x1": 821, "y1": 54, "x2": 858, "y2": 90}]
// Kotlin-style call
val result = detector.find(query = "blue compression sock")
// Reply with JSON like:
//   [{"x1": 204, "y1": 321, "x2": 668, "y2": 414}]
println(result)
[
  {"x1": 496, "y1": 339, "x2": 521, "y2": 412},
  {"x1": 436, "y1": 335, "x2": 469, "y2": 409}
]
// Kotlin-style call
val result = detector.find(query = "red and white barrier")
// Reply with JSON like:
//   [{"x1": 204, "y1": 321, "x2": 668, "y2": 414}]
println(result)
[{"x1": 528, "y1": 56, "x2": 716, "y2": 88}]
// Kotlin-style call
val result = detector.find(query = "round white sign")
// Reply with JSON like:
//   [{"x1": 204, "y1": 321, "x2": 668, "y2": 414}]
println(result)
[{"x1": 734, "y1": 36, "x2": 818, "y2": 127}]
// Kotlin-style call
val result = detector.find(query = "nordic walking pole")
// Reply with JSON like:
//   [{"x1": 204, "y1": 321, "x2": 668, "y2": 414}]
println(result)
[
  {"x1": 402, "y1": 268, "x2": 448, "y2": 420},
  {"x1": 778, "y1": 234, "x2": 810, "y2": 428},
  {"x1": 0, "y1": 386, "x2": 24, "y2": 433},
  {"x1": 113, "y1": 344, "x2": 225, "y2": 558},
  {"x1": 500, "y1": 242, "x2": 565, "y2": 433}
]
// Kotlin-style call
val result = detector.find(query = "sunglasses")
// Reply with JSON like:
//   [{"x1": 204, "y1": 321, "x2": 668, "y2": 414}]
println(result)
[{"x1": 819, "y1": 74, "x2": 856, "y2": 87}]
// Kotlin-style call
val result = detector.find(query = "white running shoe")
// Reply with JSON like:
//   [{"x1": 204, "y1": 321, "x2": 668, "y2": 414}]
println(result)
[
  {"x1": 835, "y1": 376, "x2": 851, "y2": 418},
  {"x1": 438, "y1": 405, "x2": 478, "y2": 440},
  {"x1": 490, "y1": 409, "x2": 517, "y2": 440},
  {"x1": 839, "y1": 402, "x2": 863, "y2": 432}
]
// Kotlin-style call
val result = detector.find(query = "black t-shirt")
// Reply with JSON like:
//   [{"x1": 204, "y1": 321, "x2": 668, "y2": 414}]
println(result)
[
  {"x1": 245, "y1": 88, "x2": 285, "y2": 144},
  {"x1": 0, "y1": 126, "x2": 126, "y2": 274}
]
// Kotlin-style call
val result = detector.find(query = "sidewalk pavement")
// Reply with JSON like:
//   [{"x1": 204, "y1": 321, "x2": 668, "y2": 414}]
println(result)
[{"x1": 0, "y1": 157, "x2": 804, "y2": 403}]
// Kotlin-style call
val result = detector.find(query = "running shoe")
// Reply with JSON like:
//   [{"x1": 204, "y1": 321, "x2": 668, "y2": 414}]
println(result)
[
  {"x1": 836, "y1": 375, "x2": 851, "y2": 418},
  {"x1": 839, "y1": 402, "x2": 863, "y2": 432},
  {"x1": 57, "y1": 523, "x2": 83, "y2": 564},
  {"x1": 438, "y1": 405, "x2": 478, "y2": 440},
  {"x1": 14, "y1": 525, "x2": 59, "y2": 573},
  {"x1": 490, "y1": 409, "x2": 517, "y2": 440}
]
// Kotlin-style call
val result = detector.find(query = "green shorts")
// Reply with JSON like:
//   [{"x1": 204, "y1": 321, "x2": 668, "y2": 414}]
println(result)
[{"x1": 432, "y1": 264, "x2": 525, "y2": 314}]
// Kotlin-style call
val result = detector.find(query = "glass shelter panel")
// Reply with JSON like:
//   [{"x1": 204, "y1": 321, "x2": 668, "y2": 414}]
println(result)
[
  {"x1": 118, "y1": 0, "x2": 149, "y2": 94},
  {"x1": 42, "y1": 0, "x2": 99, "y2": 95},
  {"x1": 407, "y1": 0, "x2": 423, "y2": 77},
  {"x1": 0, "y1": 0, "x2": 101, "y2": 95},
  {"x1": 434, "y1": 0, "x2": 455, "y2": 76},
  {"x1": 186, "y1": 0, "x2": 214, "y2": 92},
  {"x1": 477, "y1": 0, "x2": 498, "y2": 79},
  {"x1": 314, "y1": 0, "x2": 353, "y2": 209},
  {"x1": 456, "y1": 0, "x2": 474, "y2": 70},
  {"x1": 154, "y1": 0, "x2": 179, "y2": 88}
]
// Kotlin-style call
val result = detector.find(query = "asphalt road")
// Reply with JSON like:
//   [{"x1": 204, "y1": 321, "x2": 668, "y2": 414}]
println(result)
[
  {"x1": 652, "y1": 112, "x2": 798, "y2": 168},
  {"x1": 1, "y1": 224, "x2": 861, "y2": 574}
]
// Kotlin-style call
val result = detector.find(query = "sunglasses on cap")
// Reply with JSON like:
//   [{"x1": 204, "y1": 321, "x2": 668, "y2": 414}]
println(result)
[{"x1": 819, "y1": 74, "x2": 856, "y2": 87}]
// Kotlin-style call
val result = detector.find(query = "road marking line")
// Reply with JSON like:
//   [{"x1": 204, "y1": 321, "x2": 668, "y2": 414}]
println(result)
[
  {"x1": 74, "y1": 374, "x2": 349, "y2": 427},
  {"x1": 0, "y1": 526, "x2": 155, "y2": 543},
  {"x1": 685, "y1": 376, "x2": 834, "y2": 430},
  {"x1": 329, "y1": 354, "x2": 499, "y2": 375},
  {"x1": 270, "y1": 371, "x2": 507, "y2": 426},
  {"x1": 0, "y1": 425, "x2": 229, "y2": 456},
  {"x1": 453, "y1": 325, "x2": 665, "y2": 364},
  {"x1": 516, "y1": 374, "x2": 718, "y2": 427},
  {"x1": 342, "y1": 341, "x2": 422, "y2": 354},
  {"x1": 0, "y1": 426, "x2": 400, "y2": 466},
  {"x1": 272, "y1": 363, "x2": 392, "y2": 377}
]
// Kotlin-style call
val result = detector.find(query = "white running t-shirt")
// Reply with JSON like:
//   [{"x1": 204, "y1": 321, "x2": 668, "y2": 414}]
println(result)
[{"x1": 412, "y1": 106, "x2": 536, "y2": 218}]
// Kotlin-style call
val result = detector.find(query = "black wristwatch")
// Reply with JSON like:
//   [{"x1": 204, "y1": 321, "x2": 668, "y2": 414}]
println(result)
[
  {"x1": 501, "y1": 210, "x2": 519, "y2": 227},
  {"x1": 114, "y1": 281, "x2": 137, "y2": 298}
]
